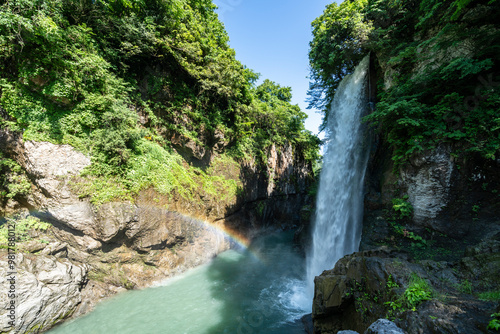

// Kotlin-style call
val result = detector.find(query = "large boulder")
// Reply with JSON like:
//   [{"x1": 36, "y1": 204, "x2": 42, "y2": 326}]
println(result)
[
  {"x1": 364, "y1": 319, "x2": 404, "y2": 334},
  {"x1": 336, "y1": 319, "x2": 404, "y2": 334},
  {"x1": 312, "y1": 246, "x2": 498, "y2": 334},
  {"x1": 312, "y1": 248, "x2": 417, "y2": 333},
  {"x1": 399, "y1": 145, "x2": 454, "y2": 228},
  {"x1": 0, "y1": 253, "x2": 88, "y2": 333}
]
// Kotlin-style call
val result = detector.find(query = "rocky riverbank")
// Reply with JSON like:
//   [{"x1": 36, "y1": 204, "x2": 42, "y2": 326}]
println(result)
[{"x1": 0, "y1": 129, "x2": 314, "y2": 333}]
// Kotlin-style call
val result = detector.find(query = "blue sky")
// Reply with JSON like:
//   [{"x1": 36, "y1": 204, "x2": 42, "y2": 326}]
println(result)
[{"x1": 213, "y1": 0, "x2": 333, "y2": 138}]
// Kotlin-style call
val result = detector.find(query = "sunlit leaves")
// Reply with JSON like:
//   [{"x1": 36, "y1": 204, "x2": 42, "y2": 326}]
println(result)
[
  {"x1": 308, "y1": 0, "x2": 373, "y2": 122},
  {"x1": 311, "y1": 0, "x2": 500, "y2": 166},
  {"x1": 0, "y1": 0, "x2": 320, "y2": 182}
]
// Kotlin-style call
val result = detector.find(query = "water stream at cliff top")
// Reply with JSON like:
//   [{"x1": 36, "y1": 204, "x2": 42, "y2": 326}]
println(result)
[{"x1": 48, "y1": 232, "x2": 307, "y2": 334}]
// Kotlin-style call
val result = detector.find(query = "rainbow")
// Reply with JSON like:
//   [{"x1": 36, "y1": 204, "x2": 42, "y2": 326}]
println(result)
[
  {"x1": 195, "y1": 218, "x2": 251, "y2": 249},
  {"x1": 19, "y1": 206, "x2": 258, "y2": 260},
  {"x1": 175, "y1": 213, "x2": 263, "y2": 261}
]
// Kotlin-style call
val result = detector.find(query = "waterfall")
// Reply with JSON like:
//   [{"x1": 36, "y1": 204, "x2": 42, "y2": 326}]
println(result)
[{"x1": 305, "y1": 55, "x2": 371, "y2": 299}]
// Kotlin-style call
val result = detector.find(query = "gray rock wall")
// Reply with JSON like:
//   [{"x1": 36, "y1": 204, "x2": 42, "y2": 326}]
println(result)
[
  {"x1": 0, "y1": 254, "x2": 87, "y2": 333},
  {"x1": 399, "y1": 145, "x2": 454, "y2": 227}
]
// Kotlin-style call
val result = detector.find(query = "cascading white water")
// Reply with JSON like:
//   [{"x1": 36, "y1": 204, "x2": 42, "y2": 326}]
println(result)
[{"x1": 305, "y1": 55, "x2": 371, "y2": 299}]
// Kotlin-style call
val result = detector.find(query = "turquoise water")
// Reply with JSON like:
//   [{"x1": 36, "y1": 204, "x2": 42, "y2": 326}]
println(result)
[{"x1": 49, "y1": 232, "x2": 309, "y2": 334}]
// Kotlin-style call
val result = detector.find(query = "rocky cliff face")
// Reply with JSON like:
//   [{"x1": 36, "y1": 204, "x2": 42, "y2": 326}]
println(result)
[
  {"x1": 0, "y1": 253, "x2": 89, "y2": 333},
  {"x1": 364, "y1": 137, "x2": 500, "y2": 240},
  {"x1": 312, "y1": 124, "x2": 500, "y2": 333},
  {"x1": 227, "y1": 142, "x2": 313, "y2": 232},
  {"x1": 0, "y1": 129, "x2": 313, "y2": 333}
]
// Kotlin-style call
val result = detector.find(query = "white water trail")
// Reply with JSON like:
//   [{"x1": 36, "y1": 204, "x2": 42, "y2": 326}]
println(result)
[{"x1": 297, "y1": 56, "x2": 372, "y2": 309}]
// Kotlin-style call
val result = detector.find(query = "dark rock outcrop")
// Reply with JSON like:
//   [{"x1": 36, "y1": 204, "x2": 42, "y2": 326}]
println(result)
[{"x1": 312, "y1": 237, "x2": 500, "y2": 334}]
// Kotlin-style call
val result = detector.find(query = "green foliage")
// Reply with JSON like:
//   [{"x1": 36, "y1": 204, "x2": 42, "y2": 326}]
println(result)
[
  {"x1": 309, "y1": 0, "x2": 500, "y2": 166},
  {"x1": 74, "y1": 140, "x2": 241, "y2": 207},
  {"x1": 457, "y1": 279, "x2": 473, "y2": 294},
  {"x1": 384, "y1": 273, "x2": 432, "y2": 318},
  {"x1": 350, "y1": 277, "x2": 385, "y2": 321},
  {"x1": 0, "y1": 0, "x2": 320, "y2": 204},
  {"x1": 0, "y1": 216, "x2": 52, "y2": 247},
  {"x1": 478, "y1": 290, "x2": 500, "y2": 301},
  {"x1": 392, "y1": 195, "x2": 413, "y2": 219},
  {"x1": 0, "y1": 0, "x2": 140, "y2": 166},
  {"x1": 71, "y1": 175, "x2": 133, "y2": 206},
  {"x1": 388, "y1": 196, "x2": 434, "y2": 257},
  {"x1": 388, "y1": 220, "x2": 441, "y2": 260},
  {"x1": 0, "y1": 153, "x2": 31, "y2": 203},
  {"x1": 404, "y1": 273, "x2": 432, "y2": 310},
  {"x1": 384, "y1": 273, "x2": 404, "y2": 319},
  {"x1": 386, "y1": 274, "x2": 399, "y2": 289},
  {"x1": 384, "y1": 298, "x2": 403, "y2": 319},
  {"x1": 489, "y1": 313, "x2": 500, "y2": 331},
  {"x1": 307, "y1": 0, "x2": 373, "y2": 127},
  {"x1": 256, "y1": 201, "x2": 266, "y2": 217},
  {"x1": 235, "y1": 79, "x2": 321, "y2": 164}
]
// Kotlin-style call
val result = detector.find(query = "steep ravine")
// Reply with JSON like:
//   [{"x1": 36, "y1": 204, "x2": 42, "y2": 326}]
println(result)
[{"x1": 0, "y1": 129, "x2": 314, "y2": 334}]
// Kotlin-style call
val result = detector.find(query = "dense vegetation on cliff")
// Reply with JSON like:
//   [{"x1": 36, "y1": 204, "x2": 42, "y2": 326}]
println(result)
[
  {"x1": 308, "y1": 2, "x2": 500, "y2": 332},
  {"x1": 0, "y1": 0, "x2": 320, "y2": 204},
  {"x1": 308, "y1": 0, "x2": 500, "y2": 166}
]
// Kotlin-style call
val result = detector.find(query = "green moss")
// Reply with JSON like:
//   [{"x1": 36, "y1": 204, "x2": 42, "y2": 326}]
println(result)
[
  {"x1": 87, "y1": 269, "x2": 107, "y2": 282},
  {"x1": 478, "y1": 290, "x2": 500, "y2": 301}
]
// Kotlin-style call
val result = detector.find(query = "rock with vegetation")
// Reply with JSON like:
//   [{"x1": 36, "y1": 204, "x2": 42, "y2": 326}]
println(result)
[
  {"x1": 312, "y1": 243, "x2": 499, "y2": 334},
  {"x1": 308, "y1": 0, "x2": 500, "y2": 332}
]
